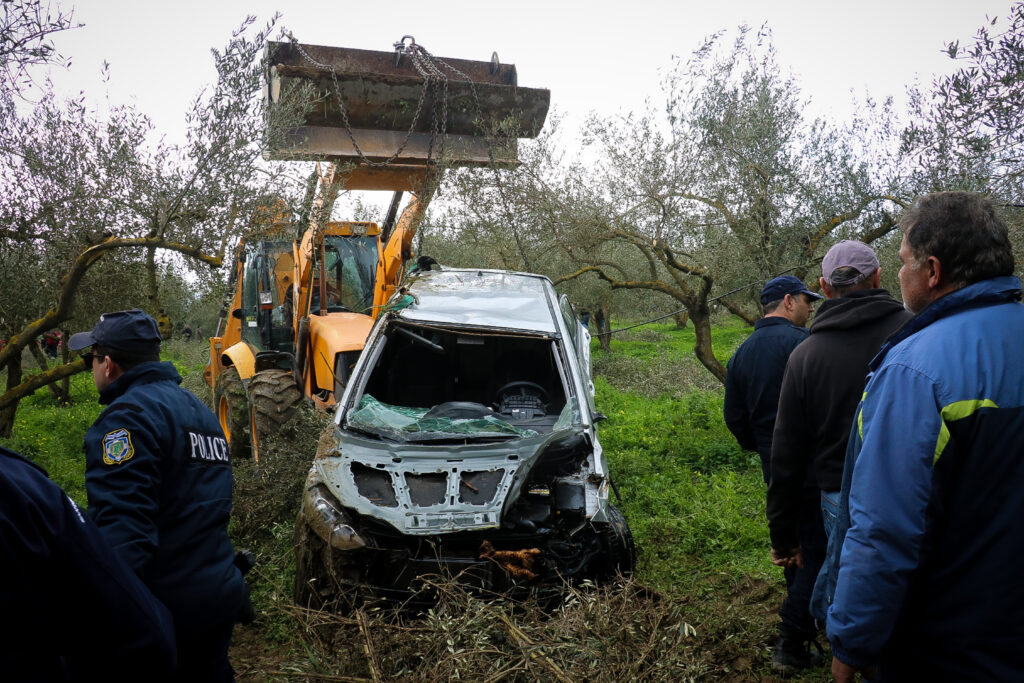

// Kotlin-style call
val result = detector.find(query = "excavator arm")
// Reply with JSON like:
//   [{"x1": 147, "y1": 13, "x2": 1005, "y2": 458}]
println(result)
[{"x1": 376, "y1": 184, "x2": 437, "y2": 311}]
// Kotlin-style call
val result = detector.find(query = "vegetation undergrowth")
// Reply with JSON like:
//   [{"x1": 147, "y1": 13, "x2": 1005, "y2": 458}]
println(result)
[{"x1": 0, "y1": 371, "x2": 100, "y2": 505}]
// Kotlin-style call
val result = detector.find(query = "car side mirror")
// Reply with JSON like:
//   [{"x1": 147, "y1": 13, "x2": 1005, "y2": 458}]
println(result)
[{"x1": 593, "y1": 411, "x2": 608, "y2": 423}]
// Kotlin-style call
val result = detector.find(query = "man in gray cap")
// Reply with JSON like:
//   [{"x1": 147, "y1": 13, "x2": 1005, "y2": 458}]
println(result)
[
  {"x1": 70, "y1": 309, "x2": 246, "y2": 681},
  {"x1": 764, "y1": 241, "x2": 911, "y2": 671}
]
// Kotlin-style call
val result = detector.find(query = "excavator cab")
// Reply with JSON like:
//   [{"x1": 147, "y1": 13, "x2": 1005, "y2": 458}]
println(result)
[
  {"x1": 239, "y1": 239, "x2": 295, "y2": 355},
  {"x1": 306, "y1": 224, "x2": 380, "y2": 316}
]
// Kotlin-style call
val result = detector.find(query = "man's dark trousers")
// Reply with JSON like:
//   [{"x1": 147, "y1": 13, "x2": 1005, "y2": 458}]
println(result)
[{"x1": 778, "y1": 484, "x2": 827, "y2": 639}]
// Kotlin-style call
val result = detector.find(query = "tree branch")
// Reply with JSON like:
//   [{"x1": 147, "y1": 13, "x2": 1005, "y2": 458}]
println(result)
[
  {"x1": 0, "y1": 236, "x2": 222, "y2": 368},
  {"x1": 0, "y1": 359, "x2": 85, "y2": 411}
]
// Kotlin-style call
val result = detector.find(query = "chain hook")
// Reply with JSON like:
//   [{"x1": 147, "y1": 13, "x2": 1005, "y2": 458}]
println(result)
[{"x1": 393, "y1": 35, "x2": 416, "y2": 66}]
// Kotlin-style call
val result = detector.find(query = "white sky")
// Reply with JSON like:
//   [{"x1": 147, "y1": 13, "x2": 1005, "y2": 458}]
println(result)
[{"x1": 47, "y1": 0, "x2": 1013, "y2": 148}]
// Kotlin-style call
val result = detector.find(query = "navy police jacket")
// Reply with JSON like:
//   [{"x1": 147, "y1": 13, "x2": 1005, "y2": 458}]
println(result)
[
  {"x1": 0, "y1": 447, "x2": 176, "y2": 681},
  {"x1": 84, "y1": 361, "x2": 244, "y2": 630},
  {"x1": 723, "y1": 316, "x2": 808, "y2": 481}
]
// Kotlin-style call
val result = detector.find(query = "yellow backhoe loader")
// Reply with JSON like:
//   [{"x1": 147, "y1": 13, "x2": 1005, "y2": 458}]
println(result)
[{"x1": 203, "y1": 37, "x2": 549, "y2": 460}]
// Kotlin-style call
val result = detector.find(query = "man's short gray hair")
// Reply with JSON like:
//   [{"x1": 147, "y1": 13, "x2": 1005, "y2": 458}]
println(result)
[{"x1": 900, "y1": 192, "x2": 1014, "y2": 287}]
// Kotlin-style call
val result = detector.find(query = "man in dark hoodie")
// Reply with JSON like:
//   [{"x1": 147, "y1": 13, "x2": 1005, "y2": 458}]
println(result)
[{"x1": 765, "y1": 241, "x2": 912, "y2": 662}]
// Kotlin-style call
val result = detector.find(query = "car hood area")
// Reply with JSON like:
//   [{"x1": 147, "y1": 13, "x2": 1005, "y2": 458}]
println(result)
[{"x1": 315, "y1": 401, "x2": 599, "y2": 536}]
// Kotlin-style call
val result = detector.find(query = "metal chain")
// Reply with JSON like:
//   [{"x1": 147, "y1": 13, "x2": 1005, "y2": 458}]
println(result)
[
  {"x1": 405, "y1": 42, "x2": 448, "y2": 188},
  {"x1": 284, "y1": 31, "x2": 434, "y2": 168},
  {"x1": 399, "y1": 40, "x2": 532, "y2": 269}
]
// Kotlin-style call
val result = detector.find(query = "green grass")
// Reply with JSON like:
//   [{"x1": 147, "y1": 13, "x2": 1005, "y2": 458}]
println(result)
[
  {"x1": 591, "y1": 318, "x2": 774, "y2": 593},
  {"x1": 603, "y1": 316, "x2": 751, "y2": 366},
  {"x1": 1, "y1": 371, "x2": 101, "y2": 505}
]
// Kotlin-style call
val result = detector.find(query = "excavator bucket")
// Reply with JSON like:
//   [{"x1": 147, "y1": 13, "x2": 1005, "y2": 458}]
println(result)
[{"x1": 263, "y1": 39, "x2": 550, "y2": 189}]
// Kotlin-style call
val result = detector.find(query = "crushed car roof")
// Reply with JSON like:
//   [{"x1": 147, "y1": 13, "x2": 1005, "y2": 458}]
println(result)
[{"x1": 396, "y1": 269, "x2": 559, "y2": 333}]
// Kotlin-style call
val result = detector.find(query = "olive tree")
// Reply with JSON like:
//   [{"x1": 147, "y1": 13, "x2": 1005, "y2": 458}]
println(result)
[
  {"x1": 1, "y1": 0, "x2": 78, "y2": 97},
  {"x1": 555, "y1": 27, "x2": 906, "y2": 381},
  {"x1": 430, "y1": 28, "x2": 911, "y2": 381},
  {"x1": 0, "y1": 15, "x2": 304, "y2": 436}
]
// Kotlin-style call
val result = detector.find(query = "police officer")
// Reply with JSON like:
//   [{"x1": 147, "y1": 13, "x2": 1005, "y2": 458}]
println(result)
[
  {"x1": 69, "y1": 309, "x2": 244, "y2": 682},
  {"x1": 0, "y1": 445, "x2": 176, "y2": 681}
]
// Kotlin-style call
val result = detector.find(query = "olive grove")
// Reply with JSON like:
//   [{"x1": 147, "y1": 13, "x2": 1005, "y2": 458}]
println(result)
[
  {"x1": 0, "y1": 12, "x2": 307, "y2": 435},
  {"x1": 432, "y1": 27, "x2": 910, "y2": 381}
]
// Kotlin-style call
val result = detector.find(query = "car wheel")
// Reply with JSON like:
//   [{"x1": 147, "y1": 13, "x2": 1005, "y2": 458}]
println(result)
[
  {"x1": 597, "y1": 503, "x2": 636, "y2": 579},
  {"x1": 294, "y1": 514, "x2": 330, "y2": 607},
  {"x1": 293, "y1": 514, "x2": 359, "y2": 612},
  {"x1": 248, "y1": 368, "x2": 302, "y2": 463},
  {"x1": 214, "y1": 366, "x2": 251, "y2": 459}
]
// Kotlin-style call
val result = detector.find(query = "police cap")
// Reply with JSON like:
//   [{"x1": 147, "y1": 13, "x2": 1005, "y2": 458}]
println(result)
[{"x1": 68, "y1": 309, "x2": 162, "y2": 354}]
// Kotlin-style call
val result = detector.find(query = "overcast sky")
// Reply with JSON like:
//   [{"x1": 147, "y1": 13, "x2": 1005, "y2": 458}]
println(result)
[{"x1": 47, "y1": 0, "x2": 1012, "y2": 147}]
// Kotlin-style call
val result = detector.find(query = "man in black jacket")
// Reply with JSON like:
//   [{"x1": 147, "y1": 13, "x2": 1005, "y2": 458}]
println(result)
[
  {"x1": 724, "y1": 275, "x2": 822, "y2": 672},
  {"x1": 70, "y1": 310, "x2": 245, "y2": 682},
  {"x1": 766, "y1": 241, "x2": 912, "y2": 668},
  {"x1": 724, "y1": 275, "x2": 821, "y2": 483}
]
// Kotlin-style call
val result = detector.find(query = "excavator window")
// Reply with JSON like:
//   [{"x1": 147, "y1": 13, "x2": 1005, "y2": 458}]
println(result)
[
  {"x1": 240, "y1": 240, "x2": 294, "y2": 352},
  {"x1": 309, "y1": 235, "x2": 378, "y2": 315}
]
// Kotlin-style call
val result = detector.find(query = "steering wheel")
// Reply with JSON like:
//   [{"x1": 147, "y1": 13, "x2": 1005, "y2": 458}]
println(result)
[{"x1": 493, "y1": 380, "x2": 550, "y2": 407}]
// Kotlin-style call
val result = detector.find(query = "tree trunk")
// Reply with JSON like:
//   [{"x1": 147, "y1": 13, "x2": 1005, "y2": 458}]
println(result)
[
  {"x1": 146, "y1": 245, "x2": 159, "y2": 310},
  {"x1": 720, "y1": 296, "x2": 758, "y2": 326},
  {"x1": 60, "y1": 328, "x2": 70, "y2": 398},
  {"x1": 29, "y1": 341, "x2": 71, "y2": 404},
  {"x1": 689, "y1": 305, "x2": 726, "y2": 383},
  {"x1": 0, "y1": 355, "x2": 23, "y2": 437},
  {"x1": 672, "y1": 310, "x2": 689, "y2": 328},
  {"x1": 594, "y1": 304, "x2": 612, "y2": 352}
]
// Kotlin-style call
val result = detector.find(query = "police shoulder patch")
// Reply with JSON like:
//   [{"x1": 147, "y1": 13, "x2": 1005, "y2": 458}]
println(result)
[{"x1": 102, "y1": 428, "x2": 135, "y2": 466}]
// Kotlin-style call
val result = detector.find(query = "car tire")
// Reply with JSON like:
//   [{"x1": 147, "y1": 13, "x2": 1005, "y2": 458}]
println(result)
[
  {"x1": 214, "y1": 366, "x2": 251, "y2": 460},
  {"x1": 597, "y1": 503, "x2": 636, "y2": 579},
  {"x1": 293, "y1": 514, "x2": 358, "y2": 611},
  {"x1": 293, "y1": 514, "x2": 329, "y2": 607},
  {"x1": 248, "y1": 368, "x2": 302, "y2": 463}
]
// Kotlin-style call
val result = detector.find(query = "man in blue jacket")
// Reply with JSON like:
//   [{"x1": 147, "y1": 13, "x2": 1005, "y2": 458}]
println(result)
[
  {"x1": 0, "y1": 445, "x2": 176, "y2": 681},
  {"x1": 723, "y1": 274, "x2": 822, "y2": 671},
  {"x1": 827, "y1": 192, "x2": 1024, "y2": 681},
  {"x1": 70, "y1": 309, "x2": 245, "y2": 682}
]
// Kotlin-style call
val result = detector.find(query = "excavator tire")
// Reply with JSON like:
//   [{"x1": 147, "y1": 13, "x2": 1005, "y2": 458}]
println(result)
[
  {"x1": 248, "y1": 368, "x2": 302, "y2": 463},
  {"x1": 214, "y1": 366, "x2": 251, "y2": 460}
]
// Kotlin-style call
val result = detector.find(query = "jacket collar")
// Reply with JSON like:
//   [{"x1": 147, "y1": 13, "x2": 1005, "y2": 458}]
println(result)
[
  {"x1": 754, "y1": 315, "x2": 802, "y2": 331},
  {"x1": 99, "y1": 360, "x2": 182, "y2": 405},
  {"x1": 869, "y1": 276, "x2": 1022, "y2": 371}
]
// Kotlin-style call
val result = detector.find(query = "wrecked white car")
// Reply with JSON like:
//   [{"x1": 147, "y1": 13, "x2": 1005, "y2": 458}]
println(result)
[{"x1": 294, "y1": 269, "x2": 634, "y2": 608}]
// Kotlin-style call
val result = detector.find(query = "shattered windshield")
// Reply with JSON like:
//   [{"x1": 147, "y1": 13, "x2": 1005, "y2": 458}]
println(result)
[{"x1": 347, "y1": 395, "x2": 539, "y2": 442}]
